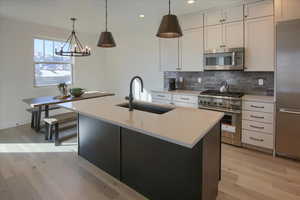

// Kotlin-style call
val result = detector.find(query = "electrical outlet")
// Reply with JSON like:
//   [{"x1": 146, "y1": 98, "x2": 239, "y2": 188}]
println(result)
[
  {"x1": 258, "y1": 79, "x2": 264, "y2": 86},
  {"x1": 198, "y1": 77, "x2": 202, "y2": 83},
  {"x1": 179, "y1": 77, "x2": 183, "y2": 82}
]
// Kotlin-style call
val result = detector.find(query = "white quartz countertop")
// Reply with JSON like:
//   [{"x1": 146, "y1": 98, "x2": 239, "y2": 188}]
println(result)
[
  {"x1": 151, "y1": 89, "x2": 202, "y2": 96},
  {"x1": 243, "y1": 95, "x2": 275, "y2": 104},
  {"x1": 59, "y1": 96, "x2": 224, "y2": 148}
]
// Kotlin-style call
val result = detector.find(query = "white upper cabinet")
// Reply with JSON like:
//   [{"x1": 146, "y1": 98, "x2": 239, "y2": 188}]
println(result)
[
  {"x1": 204, "y1": 4, "x2": 243, "y2": 26},
  {"x1": 245, "y1": 16, "x2": 275, "y2": 71},
  {"x1": 159, "y1": 38, "x2": 179, "y2": 71},
  {"x1": 223, "y1": 5, "x2": 244, "y2": 23},
  {"x1": 223, "y1": 21, "x2": 244, "y2": 48},
  {"x1": 245, "y1": 0, "x2": 274, "y2": 19},
  {"x1": 204, "y1": 10, "x2": 223, "y2": 26},
  {"x1": 180, "y1": 28, "x2": 204, "y2": 71},
  {"x1": 179, "y1": 12, "x2": 204, "y2": 30},
  {"x1": 205, "y1": 21, "x2": 243, "y2": 50},
  {"x1": 204, "y1": 25, "x2": 223, "y2": 50},
  {"x1": 275, "y1": 0, "x2": 300, "y2": 22}
]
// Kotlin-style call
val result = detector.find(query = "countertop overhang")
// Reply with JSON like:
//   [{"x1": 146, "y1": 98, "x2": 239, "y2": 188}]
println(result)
[{"x1": 58, "y1": 96, "x2": 224, "y2": 148}]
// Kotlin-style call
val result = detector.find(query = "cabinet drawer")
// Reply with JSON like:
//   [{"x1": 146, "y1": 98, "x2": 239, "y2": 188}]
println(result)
[
  {"x1": 173, "y1": 101, "x2": 198, "y2": 108},
  {"x1": 152, "y1": 99, "x2": 172, "y2": 105},
  {"x1": 242, "y1": 120, "x2": 273, "y2": 134},
  {"x1": 243, "y1": 101, "x2": 274, "y2": 113},
  {"x1": 173, "y1": 95, "x2": 198, "y2": 104},
  {"x1": 151, "y1": 92, "x2": 172, "y2": 101},
  {"x1": 242, "y1": 111, "x2": 273, "y2": 124},
  {"x1": 242, "y1": 130, "x2": 273, "y2": 149}
]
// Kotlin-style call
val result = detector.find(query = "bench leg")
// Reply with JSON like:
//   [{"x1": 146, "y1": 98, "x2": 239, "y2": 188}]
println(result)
[
  {"x1": 31, "y1": 111, "x2": 35, "y2": 128},
  {"x1": 49, "y1": 125, "x2": 53, "y2": 141},
  {"x1": 54, "y1": 124, "x2": 59, "y2": 146}
]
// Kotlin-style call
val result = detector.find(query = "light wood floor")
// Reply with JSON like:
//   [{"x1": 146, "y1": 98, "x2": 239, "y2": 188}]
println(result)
[{"x1": 0, "y1": 125, "x2": 300, "y2": 200}]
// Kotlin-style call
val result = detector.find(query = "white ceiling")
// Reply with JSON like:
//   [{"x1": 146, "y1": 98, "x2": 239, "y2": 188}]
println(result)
[{"x1": 0, "y1": 0, "x2": 243, "y2": 34}]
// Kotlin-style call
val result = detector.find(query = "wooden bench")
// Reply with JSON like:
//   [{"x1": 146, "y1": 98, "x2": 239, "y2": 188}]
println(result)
[
  {"x1": 26, "y1": 105, "x2": 61, "y2": 128},
  {"x1": 44, "y1": 112, "x2": 77, "y2": 146}
]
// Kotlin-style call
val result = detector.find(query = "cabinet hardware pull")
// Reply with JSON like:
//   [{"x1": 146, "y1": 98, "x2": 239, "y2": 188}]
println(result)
[
  {"x1": 280, "y1": 109, "x2": 300, "y2": 115},
  {"x1": 250, "y1": 125, "x2": 264, "y2": 130},
  {"x1": 250, "y1": 137, "x2": 264, "y2": 142},
  {"x1": 157, "y1": 95, "x2": 165, "y2": 98},
  {"x1": 250, "y1": 115, "x2": 264, "y2": 119},
  {"x1": 181, "y1": 98, "x2": 189, "y2": 100},
  {"x1": 250, "y1": 105, "x2": 265, "y2": 109}
]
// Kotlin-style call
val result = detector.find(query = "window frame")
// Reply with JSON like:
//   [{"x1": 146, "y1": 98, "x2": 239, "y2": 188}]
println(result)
[{"x1": 33, "y1": 37, "x2": 75, "y2": 88}]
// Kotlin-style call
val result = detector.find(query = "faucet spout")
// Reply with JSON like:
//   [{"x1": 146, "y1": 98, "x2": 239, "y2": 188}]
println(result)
[{"x1": 128, "y1": 76, "x2": 144, "y2": 111}]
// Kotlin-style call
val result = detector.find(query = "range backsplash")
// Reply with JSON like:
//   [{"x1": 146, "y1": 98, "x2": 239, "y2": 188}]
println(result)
[{"x1": 164, "y1": 71, "x2": 274, "y2": 96}]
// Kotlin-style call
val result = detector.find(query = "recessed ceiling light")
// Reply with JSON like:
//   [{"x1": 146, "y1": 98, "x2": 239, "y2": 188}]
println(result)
[
  {"x1": 139, "y1": 14, "x2": 145, "y2": 18},
  {"x1": 187, "y1": 0, "x2": 196, "y2": 4}
]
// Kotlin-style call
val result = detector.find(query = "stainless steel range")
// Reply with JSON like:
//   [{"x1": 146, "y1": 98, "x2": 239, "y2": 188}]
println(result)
[{"x1": 198, "y1": 90, "x2": 244, "y2": 146}]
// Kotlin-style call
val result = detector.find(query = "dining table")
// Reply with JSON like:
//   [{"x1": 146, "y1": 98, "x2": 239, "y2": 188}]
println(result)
[{"x1": 22, "y1": 91, "x2": 115, "y2": 132}]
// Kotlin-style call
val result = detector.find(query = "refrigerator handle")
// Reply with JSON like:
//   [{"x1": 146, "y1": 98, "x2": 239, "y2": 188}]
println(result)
[{"x1": 279, "y1": 108, "x2": 300, "y2": 115}]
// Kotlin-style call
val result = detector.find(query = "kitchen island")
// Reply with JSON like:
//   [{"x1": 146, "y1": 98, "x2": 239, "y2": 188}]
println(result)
[{"x1": 59, "y1": 96, "x2": 224, "y2": 200}]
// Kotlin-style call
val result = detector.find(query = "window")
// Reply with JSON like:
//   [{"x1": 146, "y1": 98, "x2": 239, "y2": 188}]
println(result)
[{"x1": 34, "y1": 38, "x2": 73, "y2": 87}]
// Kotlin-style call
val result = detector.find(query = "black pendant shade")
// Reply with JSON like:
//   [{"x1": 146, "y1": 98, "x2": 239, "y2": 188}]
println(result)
[
  {"x1": 98, "y1": 31, "x2": 116, "y2": 48},
  {"x1": 157, "y1": 0, "x2": 183, "y2": 38},
  {"x1": 98, "y1": 0, "x2": 116, "y2": 48}
]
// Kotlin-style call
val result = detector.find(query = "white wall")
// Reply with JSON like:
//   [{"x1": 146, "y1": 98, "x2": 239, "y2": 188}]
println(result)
[
  {"x1": 104, "y1": 21, "x2": 164, "y2": 100},
  {"x1": 0, "y1": 17, "x2": 107, "y2": 129}
]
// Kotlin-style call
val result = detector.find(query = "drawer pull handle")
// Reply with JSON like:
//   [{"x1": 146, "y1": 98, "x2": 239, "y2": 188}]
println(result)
[
  {"x1": 250, "y1": 105, "x2": 265, "y2": 109},
  {"x1": 250, "y1": 115, "x2": 264, "y2": 119},
  {"x1": 180, "y1": 98, "x2": 190, "y2": 101},
  {"x1": 157, "y1": 95, "x2": 165, "y2": 98},
  {"x1": 250, "y1": 125, "x2": 265, "y2": 130},
  {"x1": 250, "y1": 137, "x2": 264, "y2": 142}
]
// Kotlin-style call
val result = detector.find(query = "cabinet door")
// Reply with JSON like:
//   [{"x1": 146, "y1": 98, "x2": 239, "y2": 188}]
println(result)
[
  {"x1": 78, "y1": 114, "x2": 121, "y2": 179},
  {"x1": 275, "y1": 0, "x2": 300, "y2": 22},
  {"x1": 204, "y1": 25, "x2": 223, "y2": 51},
  {"x1": 224, "y1": 21, "x2": 244, "y2": 48},
  {"x1": 223, "y1": 5, "x2": 244, "y2": 23},
  {"x1": 245, "y1": 16, "x2": 274, "y2": 71},
  {"x1": 245, "y1": 0, "x2": 274, "y2": 19},
  {"x1": 180, "y1": 28, "x2": 204, "y2": 71},
  {"x1": 204, "y1": 10, "x2": 223, "y2": 26},
  {"x1": 180, "y1": 12, "x2": 204, "y2": 30},
  {"x1": 159, "y1": 38, "x2": 179, "y2": 71}
]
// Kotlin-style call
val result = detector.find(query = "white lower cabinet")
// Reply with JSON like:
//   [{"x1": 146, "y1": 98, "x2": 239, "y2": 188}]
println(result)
[
  {"x1": 242, "y1": 99, "x2": 275, "y2": 150},
  {"x1": 242, "y1": 130, "x2": 273, "y2": 149},
  {"x1": 151, "y1": 91, "x2": 198, "y2": 108}
]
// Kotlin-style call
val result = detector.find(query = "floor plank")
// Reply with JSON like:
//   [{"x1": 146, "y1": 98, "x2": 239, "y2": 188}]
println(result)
[{"x1": 0, "y1": 124, "x2": 300, "y2": 200}]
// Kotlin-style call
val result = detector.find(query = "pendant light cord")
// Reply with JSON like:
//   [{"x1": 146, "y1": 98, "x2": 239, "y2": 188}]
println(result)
[
  {"x1": 169, "y1": 0, "x2": 171, "y2": 15},
  {"x1": 105, "y1": 0, "x2": 108, "y2": 32}
]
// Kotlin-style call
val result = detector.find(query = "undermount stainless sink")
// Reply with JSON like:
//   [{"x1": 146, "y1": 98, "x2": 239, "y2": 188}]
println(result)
[{"x1": 117, "y1": 102, "x2": 174, "y2": 115}]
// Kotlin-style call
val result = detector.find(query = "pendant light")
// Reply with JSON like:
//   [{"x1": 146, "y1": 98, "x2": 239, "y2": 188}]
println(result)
[
  {"x1": 156, "y1": 0, "x2": 183, "y2": 38},
  {"x1": 97, "y1": 0, "x2": 116, "y2": 48},
  {"x1": 55, "y1": 18, "x2": 91, "y2": 57}
]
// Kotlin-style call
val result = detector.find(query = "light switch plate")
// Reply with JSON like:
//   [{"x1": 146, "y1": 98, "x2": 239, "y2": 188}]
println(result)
[
  {"x1": 198, "y1": 78, "x2": 202, "y2": 83},
  {"x1": 179, "y1": 77, "x2": 183, "y2": 82},
  {"x1": 258, "y1": 79, "x2": 264, "y2": 86}
]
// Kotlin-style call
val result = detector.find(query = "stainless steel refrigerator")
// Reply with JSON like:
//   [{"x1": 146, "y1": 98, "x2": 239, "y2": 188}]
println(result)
[{"x1": 276, "y1": 19, "x2": 300, "y2": 160}]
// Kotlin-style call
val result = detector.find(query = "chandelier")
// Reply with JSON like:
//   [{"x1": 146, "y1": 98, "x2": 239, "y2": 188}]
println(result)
[{"x1": 55, "y1": 18, "x2": 91, "y2": 57}]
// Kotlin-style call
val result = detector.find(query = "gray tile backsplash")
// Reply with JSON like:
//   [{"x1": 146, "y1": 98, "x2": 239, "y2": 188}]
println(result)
[{"x1": 164, "y1": 71, "x2": 274, "y2": 96}]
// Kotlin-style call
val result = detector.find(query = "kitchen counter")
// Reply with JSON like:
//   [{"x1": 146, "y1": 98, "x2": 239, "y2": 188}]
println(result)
[
  {"x1": 59, "y1": 96, "x2": 223, "y2": 148},
  {"x1": 243, "y1": 95, "x2": 275, "y2": 104}
]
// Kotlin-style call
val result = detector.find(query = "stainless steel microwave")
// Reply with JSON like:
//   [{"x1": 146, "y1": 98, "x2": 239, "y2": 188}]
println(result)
[{"x1": 204, "y1": 48, "x2": 244, "y2": 71}]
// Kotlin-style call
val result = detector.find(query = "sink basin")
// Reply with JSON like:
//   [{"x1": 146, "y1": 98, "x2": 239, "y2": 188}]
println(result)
[{"x1": 117, "y1": 102, "x2": 174, "y2": 115}]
